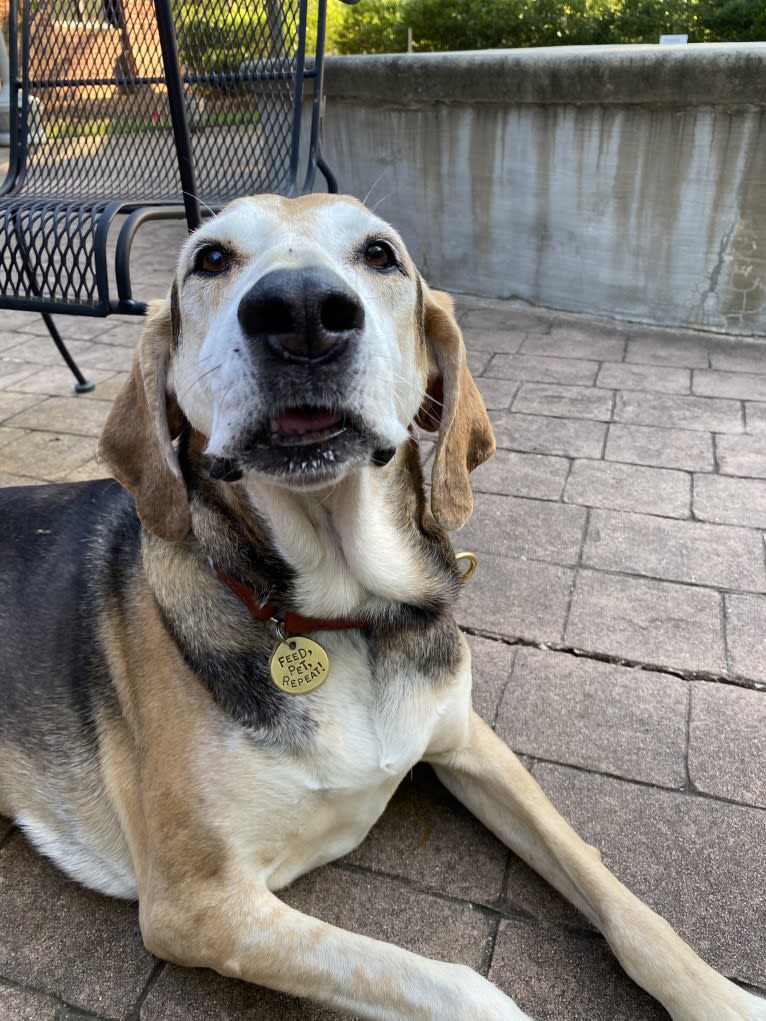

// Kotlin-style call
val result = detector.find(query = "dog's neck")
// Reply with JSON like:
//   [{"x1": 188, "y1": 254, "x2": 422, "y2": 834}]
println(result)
[
  {"x1": 177, "y1": 429, "x2": 459, "y2": 624},
  {"x1": 241, "y1": 451, "x2": 450, "y2": 620}
]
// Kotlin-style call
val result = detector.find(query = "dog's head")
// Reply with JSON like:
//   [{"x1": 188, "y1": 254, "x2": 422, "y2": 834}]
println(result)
[{"x1": 99, "y1": 195, "x2": 495, "y2": 540}]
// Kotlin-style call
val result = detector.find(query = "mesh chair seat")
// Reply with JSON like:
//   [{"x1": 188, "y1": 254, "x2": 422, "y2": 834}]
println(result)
[{"x1": 0, "y1": 197, "x2": 121, "y2": 314}]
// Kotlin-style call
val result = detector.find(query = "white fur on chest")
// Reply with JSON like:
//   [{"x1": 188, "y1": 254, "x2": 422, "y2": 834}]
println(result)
[
  {"x1": 207, "y1": 463, "x2": 473, "y2": 888},
  {"x1": 12, "y1": 633, "x2": 471, "y2": 904},
  {"x1": 202, "y1": 633, "x2": 473, "y2": 891}
]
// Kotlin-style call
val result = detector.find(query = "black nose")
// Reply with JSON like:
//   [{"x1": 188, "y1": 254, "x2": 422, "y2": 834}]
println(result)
[{"x1": 237, "y1": 267, "x2": 365, "y2": 364}]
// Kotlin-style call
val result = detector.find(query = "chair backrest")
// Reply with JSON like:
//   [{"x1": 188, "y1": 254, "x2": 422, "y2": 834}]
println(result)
[{"x1": 2, "y1": 0, "x2": 330, "y2": 212}]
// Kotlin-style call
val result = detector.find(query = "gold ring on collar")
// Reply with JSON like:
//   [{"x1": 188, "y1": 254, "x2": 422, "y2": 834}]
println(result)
[{"x1": 455, "y1": 551, "x2": 478, "y2": 582}]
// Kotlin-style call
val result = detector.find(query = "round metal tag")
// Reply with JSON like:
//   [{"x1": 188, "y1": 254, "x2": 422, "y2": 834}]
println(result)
[{"x1": 269, "y1": 636, "x2": 330, "y2": 695}]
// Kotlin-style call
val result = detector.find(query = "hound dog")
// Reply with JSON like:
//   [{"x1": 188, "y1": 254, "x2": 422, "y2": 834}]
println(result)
[{"x1": 0, "y1": 194, "x2": 763, "y2": 1021}]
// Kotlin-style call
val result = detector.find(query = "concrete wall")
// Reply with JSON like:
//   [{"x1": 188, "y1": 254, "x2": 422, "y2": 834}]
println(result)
[{"x1": 321, "y1": 44, "x2": 766, "y2": 335}]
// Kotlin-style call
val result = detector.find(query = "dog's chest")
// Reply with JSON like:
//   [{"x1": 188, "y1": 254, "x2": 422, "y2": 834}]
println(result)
[{"x1": 203, "y1": 631, "x2": 471, "y2": 890}]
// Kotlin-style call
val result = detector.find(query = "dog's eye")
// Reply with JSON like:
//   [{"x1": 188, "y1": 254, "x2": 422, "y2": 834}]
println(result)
[
  {"x1": 363, "y1": 240, "x2": 397, "y2": 271},
  {"x1": 194, "y1": 245, "x2": 232, "y2": 275}
]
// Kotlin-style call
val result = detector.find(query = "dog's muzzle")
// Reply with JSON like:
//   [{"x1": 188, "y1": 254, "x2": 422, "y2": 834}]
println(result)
[{"x1": 220, "y1": 267, "x2": 392, "y2": 484}]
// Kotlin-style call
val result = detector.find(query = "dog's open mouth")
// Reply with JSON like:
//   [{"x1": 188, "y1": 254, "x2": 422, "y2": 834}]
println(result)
[
  {"x1": 267, "y1": 407, "x2": 346, "y2": 448},
  {"x1": 227, "y1": 405, "x2": 383, "y2": 483}
]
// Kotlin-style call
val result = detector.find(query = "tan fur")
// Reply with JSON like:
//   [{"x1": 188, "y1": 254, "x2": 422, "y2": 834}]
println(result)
[
  {"x1": 418, "y1": 285, "x2": 496, "y2": 530},
  {"x1": 98, "y1": 582, "x2": 233, "y2": 899},
  {"x1": 97, "y1": 300, "x2": 190, "y2": 542}
]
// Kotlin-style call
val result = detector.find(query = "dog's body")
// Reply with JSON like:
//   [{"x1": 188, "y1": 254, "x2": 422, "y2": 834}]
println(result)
[{"x1": 0, "y1": 194, "x2": 763, "y2": 1021}]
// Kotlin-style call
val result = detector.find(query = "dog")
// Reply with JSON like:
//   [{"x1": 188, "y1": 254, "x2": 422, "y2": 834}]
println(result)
[{"x1": 0, "y1": 194, "x2": 763, "y2": 1021}]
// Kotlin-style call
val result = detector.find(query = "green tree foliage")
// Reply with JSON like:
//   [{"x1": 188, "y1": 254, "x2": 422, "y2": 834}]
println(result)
[
  {"x1": 698, "y1": 0, "x2": 766, "y2": 42},
  {"x1": 609, "y1": 0, "x2": 705, "y2": 42},
  {"x1": 402, "y1": 0, "x2": 616, "y2": 50},
  {"x1": 330, "y1": 0, "x2": 409, "y2": 54},
  {"x1": 326, "y1": 0, "x2": 766, "y2": 53},
  {"x1": 307, "y1": 0, "x2": 354, "y2": 54}
]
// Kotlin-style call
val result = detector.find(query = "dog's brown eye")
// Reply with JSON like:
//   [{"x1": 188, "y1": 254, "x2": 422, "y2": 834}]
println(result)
[
  {"x1": 363, "y1": 240, "x2": 397, "y2": 271},
  {"x1": 194, "y1": 245, "x2": 232, "y2": 275}
]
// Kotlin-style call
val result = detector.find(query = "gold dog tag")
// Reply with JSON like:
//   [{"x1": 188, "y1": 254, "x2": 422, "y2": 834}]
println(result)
[{"x1": 270, "y1": 636, "x2": 330, "y2": 695}]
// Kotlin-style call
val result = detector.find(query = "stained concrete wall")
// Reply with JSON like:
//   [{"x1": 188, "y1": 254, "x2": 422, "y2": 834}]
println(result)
[{"x1": 321, "y1": 44, "x2": 766, "y2": 335}]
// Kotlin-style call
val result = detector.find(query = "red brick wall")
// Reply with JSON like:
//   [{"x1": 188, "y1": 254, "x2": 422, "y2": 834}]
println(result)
[{"x1": 24, "y1": 1, "x2": 163, "y2": 84}]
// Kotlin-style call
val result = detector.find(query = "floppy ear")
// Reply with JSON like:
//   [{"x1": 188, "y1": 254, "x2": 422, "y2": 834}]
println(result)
[
  {"x1": 97, "y1": 297, "x2": 191, "y2": 542},
  {"x1": 415, "y1": 284, "x2": 496, "y2": 530}
]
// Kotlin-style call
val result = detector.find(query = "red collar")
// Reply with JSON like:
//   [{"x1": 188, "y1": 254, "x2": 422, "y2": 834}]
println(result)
[{"x1": 212, "y1": 563, "x2": 367, "y2": 634}]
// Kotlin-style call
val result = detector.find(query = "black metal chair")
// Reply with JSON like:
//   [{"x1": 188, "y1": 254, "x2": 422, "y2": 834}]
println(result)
[{"x1": 0, "y1": 0, "x2": 340, "y2": 391}]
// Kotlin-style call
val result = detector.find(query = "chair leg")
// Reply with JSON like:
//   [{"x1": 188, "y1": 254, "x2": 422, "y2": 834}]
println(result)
[{"x1": 41, "y1": 314, "x2": 95, "y2": 393}]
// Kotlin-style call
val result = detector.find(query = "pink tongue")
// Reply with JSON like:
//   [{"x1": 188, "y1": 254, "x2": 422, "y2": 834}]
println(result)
[{"x1": 276, "y1": 408, "x2": 343, "y2": 435}]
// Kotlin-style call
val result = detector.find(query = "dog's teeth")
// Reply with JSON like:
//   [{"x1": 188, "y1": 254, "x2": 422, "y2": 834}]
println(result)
[{"x1": 269, "y1": 418, "x2": 280, "y2": 435}]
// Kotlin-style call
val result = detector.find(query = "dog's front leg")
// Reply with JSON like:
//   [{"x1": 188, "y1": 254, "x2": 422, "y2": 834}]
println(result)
[
  {"x1": 139, "y1": 881, "x2": 532, "y2": 1020},
  {"x1": 428, "y1": 710, "x2": 766, "y2": 1021}
]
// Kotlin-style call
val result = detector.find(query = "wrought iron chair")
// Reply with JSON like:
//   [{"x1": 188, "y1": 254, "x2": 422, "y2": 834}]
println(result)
[{"x1": 0, "y1": 0, "x2": 341, "y2": 391}]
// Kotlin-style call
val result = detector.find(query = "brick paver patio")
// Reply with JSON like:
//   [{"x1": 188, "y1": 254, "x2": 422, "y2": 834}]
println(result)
[{"x1": 0, "y1": 219, "x2": 764, "y2": 1020}]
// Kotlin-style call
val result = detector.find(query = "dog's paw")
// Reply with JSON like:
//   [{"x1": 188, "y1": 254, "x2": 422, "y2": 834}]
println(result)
[
  {"x1": 449, "y1": 965, "x2": 532, "y2": 1020},
  {"x1": 743, "y1": 991, "x2": 766, "y2": 1021},
  {"x1": 671, "y1": 982, "x2": 766, "y2": 1021}
]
